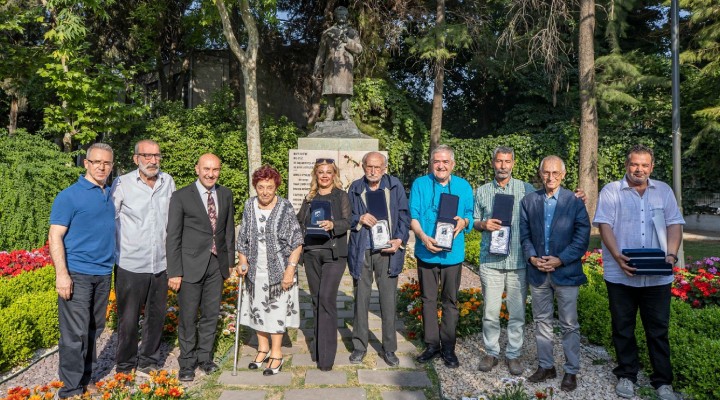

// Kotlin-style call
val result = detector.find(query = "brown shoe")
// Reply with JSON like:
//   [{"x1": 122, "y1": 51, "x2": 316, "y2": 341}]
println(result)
[
  {"x1": 506, "y1": 357, "x2": 523, "y2": 376},
  {"x1": 561, "y1": 373, "x2": 577, "y2": 391},
  {"x1": 527, "y1": 366, "x2": 557, "y2": 383},
  {"x1": 477, "y1": 354, "x2": 498, "y2": 372}
]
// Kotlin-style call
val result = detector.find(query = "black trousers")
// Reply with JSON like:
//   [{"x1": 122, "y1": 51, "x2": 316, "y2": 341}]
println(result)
[
  {"x1": 115, "y1": 267, "x2": 168, "y2": 372},
  {"x1": 417, "y1": 259, "x2": 461, "y2": 350},
  {"x1": 58, "y1": 273, "x2": 111, "y2": 399},
  {"x1": 304, "y1": 249, "x2": 346, "y2": 369},
  {"x1": 177, "y1": 254, "x2": 222, "y2": 370},
  {"x1": 352, "y1": 250, "x2": 398, "y2": 353},
  {"x1": 605, "y1": 281, "x2": 673, "y2": 389}
]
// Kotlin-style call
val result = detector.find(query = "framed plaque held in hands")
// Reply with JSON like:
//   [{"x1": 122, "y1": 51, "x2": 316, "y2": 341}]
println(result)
[
  {"x1": 435, "y1": 193, "x2": 459, "y2": 251},
  {"x1": 621, "y1": 248, "x2": 673, "y2": 275},
  {"x1": 489, "y1": 193, "x2": 514, "y2": 255},
  {"x1": 366, "y1": 190, "x2": 391, "y2": 250},
  {"x1": 306, "y1": 200, "x2": 332, "y2": 238}
]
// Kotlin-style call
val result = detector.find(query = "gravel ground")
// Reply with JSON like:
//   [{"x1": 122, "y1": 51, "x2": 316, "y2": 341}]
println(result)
[{"x1": 0, "y1": 331, "x2": 208, "y2": 394}]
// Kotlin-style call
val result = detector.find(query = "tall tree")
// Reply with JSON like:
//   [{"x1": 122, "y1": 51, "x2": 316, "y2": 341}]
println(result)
[
  {"x1": 429, "y1": 0, "x2": 445, "y2": 154},
  {"x1": 215, "y1": 0, "x2": 261, "y2": 195},
  {"x1": 578, "y1": 0, "x2": 599, "y2": 221}
]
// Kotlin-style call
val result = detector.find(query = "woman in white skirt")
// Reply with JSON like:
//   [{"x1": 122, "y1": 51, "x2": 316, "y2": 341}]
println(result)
[{"x1": 236, "y1": 165, "x2": 303, "y2": 375}]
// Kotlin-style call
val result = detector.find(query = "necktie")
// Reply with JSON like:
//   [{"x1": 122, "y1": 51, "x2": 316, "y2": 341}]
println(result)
[{"x1": 207, "y1": 191, "x2": 217, "y2": 255}]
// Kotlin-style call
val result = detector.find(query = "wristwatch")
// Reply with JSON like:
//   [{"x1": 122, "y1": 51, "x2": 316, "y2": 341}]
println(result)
[{"x1": 667, "y1": 254, "x2": 678, "y2": 263}]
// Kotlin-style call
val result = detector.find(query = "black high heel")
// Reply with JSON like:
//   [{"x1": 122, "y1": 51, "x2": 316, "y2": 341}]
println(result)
[
  {"x1": 248, "y1": 350, "x2": 270, "y2": 370},
  {"x1": 263, "y1": 357, "x2": 284, "y2": 375}
]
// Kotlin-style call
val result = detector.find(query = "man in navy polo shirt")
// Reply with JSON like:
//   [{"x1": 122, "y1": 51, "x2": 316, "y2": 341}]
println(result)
[{"x1": 49, "y1": 143, "x2": 116, "y2": 398}]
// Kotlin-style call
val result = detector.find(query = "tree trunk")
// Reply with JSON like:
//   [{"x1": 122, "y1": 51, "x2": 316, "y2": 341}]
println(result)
[
  {"x1": 578, "y1": 0, "x2": 599, "y2": 223},
  {"x1": 429, "y1": 0, "x2": 446, "y2": 158},
  {"x1": 8, "y1": 95, "x2": 18, "y2": 135},
  {"x1": 216, "y1": 0, "x2": 261, "y2": 197}
]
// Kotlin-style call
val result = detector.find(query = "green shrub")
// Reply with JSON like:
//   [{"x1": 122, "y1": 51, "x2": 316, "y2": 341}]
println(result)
[
  {"x1": 0, "y1": 266, "x2": 55, "y2": 308},
  {"x1": 0, "y1": 300, "x2": 36, "y2": 371},
  {"x1": 464, "y1": 230, "x2": 481, "y2": 266},
  {"x1": 0, "y1": 130, "x2": 81, "y2": 250},
  {"x1": 29, "y1": 289, "x2": 60, "y2": 348}
]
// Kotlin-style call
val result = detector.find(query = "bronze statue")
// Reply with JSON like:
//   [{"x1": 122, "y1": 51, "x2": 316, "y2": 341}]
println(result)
[{"x1": 313, "y1": 6, "x2": 363, "y2": 122}]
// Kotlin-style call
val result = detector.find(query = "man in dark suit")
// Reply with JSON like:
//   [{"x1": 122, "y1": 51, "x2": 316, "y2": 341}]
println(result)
[
  {"x1": 166, "y1": 153, "x2": 235, "y2": 381},
  {"x1": 519, "y1": 155, "x2": 590, "y2": 392}
]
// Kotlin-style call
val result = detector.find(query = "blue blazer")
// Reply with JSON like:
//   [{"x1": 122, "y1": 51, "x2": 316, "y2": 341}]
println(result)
[{"x1": 520, "y1": 187, "x2": 590, "y2": 287}]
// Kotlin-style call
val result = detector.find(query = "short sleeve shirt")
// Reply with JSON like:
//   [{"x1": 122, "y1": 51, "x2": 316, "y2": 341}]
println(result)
[
  {"x1": 50, "y1": 175, "x2": 116, "y2": 275},
  {"x1": 474, "y1": 178, "x2": 536, "y2": 269},
  {"x1": 593, "y1": 176, "x2": 685, "y2": 287}
]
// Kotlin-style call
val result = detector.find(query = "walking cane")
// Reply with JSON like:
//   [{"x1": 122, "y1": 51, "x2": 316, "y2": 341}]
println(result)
[{"x1": 232, "y1": 265, "x2": 247, "y2": 376}]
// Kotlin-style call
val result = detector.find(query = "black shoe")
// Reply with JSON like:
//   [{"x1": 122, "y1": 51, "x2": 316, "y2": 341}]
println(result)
[
  {"x1": 382, "y1": 351, "x2": 400, "y2": 367},
  {"x1": 349, "y1": 350, "x2": 366, "y2": 364},
  {"x1": 178, "y1": 368, "x2": 195, "y2": 382},
  {"x1": 263, "y1": 357, "x2": 284, "y2": 376},
  {"x1": 527, "y1": 366, "x2": 557, "y2": 383},
  {"x1": 416, "y1": 346, "x2": 441, "y2": 363},
  {"x1": 249, "y1": 350, "x2": 270, "y2": 370},
  {"x1": 137, "y1": 364, "x2": 159, "y2": 375},
  {"x1": 318, "y1": 366, "x2": 333, "y2": 371},
  {"x1": 561, "y1": 373, "x2": 577, "y2": 391},
  {"x1": 441, "y1": 349, "x2": 460, "y2": 368},
  {"x1": 198, "y1": 361, "x2": 219, "y2": 374}
]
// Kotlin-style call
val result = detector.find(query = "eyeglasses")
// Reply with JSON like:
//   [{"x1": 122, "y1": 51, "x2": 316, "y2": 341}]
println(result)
[
  {"x1": 136, "y1": 153, "x2": 163, "y2": 160},
  {"x1": 315, "y1": 158, "x2": 335, "y2": 164},
  {"x1": 86, "y1": 159, "x2": 113, "y2": 168},
  {"x1": 540, "y1": 171, "x2": 563, "y2": 178}
]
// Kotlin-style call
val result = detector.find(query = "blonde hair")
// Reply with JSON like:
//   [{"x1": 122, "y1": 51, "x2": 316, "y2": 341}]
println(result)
[{"x1": 307, "y1": 160, "x2": 342, "y2": 200}]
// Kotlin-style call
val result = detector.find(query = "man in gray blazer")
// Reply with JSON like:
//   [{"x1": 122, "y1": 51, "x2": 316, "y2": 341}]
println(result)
[
  {"x1": 519, "y1": 155, "x2": 590, "y2": 392},
  {"x1": 166, "y1": 153, "x2": 235, "y2": 381}
]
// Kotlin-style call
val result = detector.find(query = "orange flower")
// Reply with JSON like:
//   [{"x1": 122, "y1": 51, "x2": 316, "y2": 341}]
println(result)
[
  {"x1": 168, "y1": 387, "x2": 184, "y2": 398},
  {"x1": 102, "y1": 392, "x2": 111, "y2": 400},
  {"x1": 437, "y1": 310, "x2": 442, "y2": 318},
  {"x1": 154, "y1": 387, "x2": 168, "y2": 397},
  {"x1": 49, "y1": 381, "x2": 64, "y2": 389},
  {"x1": 108, "y1": 290, "x2": 116, "y2": 302},
  {"x1": 44, "y1": 393, "x2": 54, "y2": 400},
  {"x1": 29, "y1": 395, "x2": 42, "y2": 400}
]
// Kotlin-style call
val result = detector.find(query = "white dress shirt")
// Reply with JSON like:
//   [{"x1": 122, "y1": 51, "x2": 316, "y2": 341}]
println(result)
[{"x1": 112, "y1": 170, "x2": 176, "y2": 274}]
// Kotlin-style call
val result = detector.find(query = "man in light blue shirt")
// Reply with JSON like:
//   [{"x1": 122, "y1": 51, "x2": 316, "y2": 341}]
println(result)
[
  {"x1": 111, "y1": 139, "x2": 176, "y2": 374},
  {"x1": 593, "y1": 145, "x2": 684, "y2": 400},
  {"x1": 410, "y1": 145, "x2": 474, "y2": 368}
]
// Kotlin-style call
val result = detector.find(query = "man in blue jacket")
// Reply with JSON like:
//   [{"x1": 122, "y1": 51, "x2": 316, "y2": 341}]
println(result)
[
  {"x1": 519, "y1": 155, "x2": 590, "y2": 392},
  {"x1": 348, "y1": 152, "x2": 410, "y2": 366}
]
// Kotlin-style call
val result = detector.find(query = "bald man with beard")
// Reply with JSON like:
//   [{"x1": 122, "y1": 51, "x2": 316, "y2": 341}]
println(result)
[{"x1": 166, "y1": 153, "x2": 235, "y2": 381}]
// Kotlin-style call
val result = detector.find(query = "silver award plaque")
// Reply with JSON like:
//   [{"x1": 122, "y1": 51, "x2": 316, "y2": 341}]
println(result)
[
  {"x1": 371, "y1": 220, "x2": 391, "y2": 250},
  {"x1": 434, "y1": 222, "x2": 455, "y2": 250},
  {"x1": 311, "y1": 207, "x2": 325, "y2": 225},
  {"x1": 489, "y1": 226, "x2": 511, "y2": 255}
]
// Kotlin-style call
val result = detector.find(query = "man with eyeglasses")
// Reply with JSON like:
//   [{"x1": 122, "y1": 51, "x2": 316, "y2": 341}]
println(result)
[
  {"x1": 49, "y1": 143, "x2": 116, "y2": 398},
  {"x1": 347, "y1": 152, "x2": 410, "y2": 366},
  {"x1": 410, "y1": 145, "x2": 474, "y2": 368},
  {"x1": 519, "y1": 155, "x2": 590, "y2": 392},
  {"x1": 111, "y1": 140, "x2": 176, "y2": 375}
]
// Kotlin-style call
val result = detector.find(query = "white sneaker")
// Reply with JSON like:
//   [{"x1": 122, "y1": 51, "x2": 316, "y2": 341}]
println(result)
[
  {"x1": 656, "y1": 385, "x2": 679, "y2": 400},
  {"x1": 615, "y1": 378, "x2": 635, "y2": 398}
]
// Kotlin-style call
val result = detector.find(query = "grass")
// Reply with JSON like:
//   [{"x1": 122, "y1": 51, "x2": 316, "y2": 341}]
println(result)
[{"x1": 588, "y1": 234, "x2": 720, "y2": 263}]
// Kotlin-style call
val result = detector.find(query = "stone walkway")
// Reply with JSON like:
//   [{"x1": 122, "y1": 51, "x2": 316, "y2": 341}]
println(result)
[{"x1": 214, "y1": 269, "x2": 435, "y2": 400}]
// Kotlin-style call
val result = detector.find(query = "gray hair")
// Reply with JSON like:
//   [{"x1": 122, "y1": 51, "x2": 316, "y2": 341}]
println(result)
[
  {"x1": 134, "y1": 139, "x2": 160, "y2": 154},
  {"x1": 87, "y1": 143, "x2": 113, "y2": 159},
  {"x1": 538, "y1": 155, "x2": 566, "y2": 174},
  {"x1": 492, "y1": 146, "x2": 515, "y2": 161},
  {"x1": 430, "y1": 144, "x2": 455, "y2": 162},
  {"x1": 361, "y1": 151, "x2": 388, "y2": 168}
]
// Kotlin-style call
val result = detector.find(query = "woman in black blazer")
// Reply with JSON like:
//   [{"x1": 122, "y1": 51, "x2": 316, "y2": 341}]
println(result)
[{"x1": 297, "y1": 158, "x2": 351, "y2": 371}]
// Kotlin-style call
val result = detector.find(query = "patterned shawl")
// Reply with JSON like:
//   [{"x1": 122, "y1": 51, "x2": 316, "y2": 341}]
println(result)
[{"x1": 236, "y1": 196, "x2": 304, "y2": 300}]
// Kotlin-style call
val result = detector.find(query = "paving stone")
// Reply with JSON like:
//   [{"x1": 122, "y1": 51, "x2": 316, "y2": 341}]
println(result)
[
  {"x1": 337, "y1": 309, "x2": 355, "y2": 319},
  {"x1": 369, "y1": 304, "x2": 381, "y2": 311},
  {"x1": 370, "y1": 297, "x2": 380, "y2": 304},
  {"x1": 368, "y1": 319, "x2": 383, "y2": 330},
  {"x1": 303, "y1": 310, "x2": 315, "y2": 318},
  {"x1": 367, "y1": 312, "x2": 382, "y2": 321},
  {"x1": 338, "y1": 319, "x2": 349, "y2": 328},
  {"x1": 394, "y1": 341, "x2": 419, "y2": 354},
  {"x1": 337, "y1": 295, "x2": 354, "y2": 302},
  {"x1": 300, "y1": 303, "x2": 313, "y2": 310},
  {"x1": 218, "y1": 370, "x2": 292, "y2": 386},
  {"x1": 218, "y1": 390, "x2": 267, "y2": 400},
  {"x1": 284, "y1": 388, "x2": 366, "y2": 400},
  {"x1": 368, "y1": 332, "x2": 409, "y2": 345},
  {"x1": 372, "y1": 354, "x2": 418, "y2": 369},
  {"x1": 304, "y1": 369, "x2": 348, "y2": 385},
  {"x1": 338, "y1": 328, "x2": 353, "y2": 338},
  {"x1": 357, "y1": 370, "x2": 432, "y2": 387},
  {"x1": 381, "y1": 391, "x2": 427, "y2": 400},
  {"x1": 292, "y1": 352, "x2": 355, "y2": 367},
  {"x1": 336, "y1": 301, "x2": 347, "y2": 309}
]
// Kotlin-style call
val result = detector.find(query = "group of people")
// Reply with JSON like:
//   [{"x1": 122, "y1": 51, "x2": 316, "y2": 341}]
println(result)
[{"x1": 49, "y1": 140, "x2": 683, "y2": 400}]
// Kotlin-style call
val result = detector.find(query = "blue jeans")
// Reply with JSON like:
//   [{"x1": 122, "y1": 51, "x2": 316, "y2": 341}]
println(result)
[
  {"x1": 479, "y1": 266, "x2": 526, "y2": 359},
  {"x1": 531, "y1": 275, "x2": 581, "y2": 373}
]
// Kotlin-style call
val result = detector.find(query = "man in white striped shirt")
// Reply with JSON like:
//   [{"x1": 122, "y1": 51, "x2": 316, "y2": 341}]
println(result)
[{"x1": 111, "y1": 139, "x2": 176, "y2": 374}]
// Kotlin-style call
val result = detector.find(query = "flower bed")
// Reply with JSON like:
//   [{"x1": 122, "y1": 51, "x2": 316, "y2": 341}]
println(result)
[{"x1": 0, "y1": 244, "x2": 52, "y2": 278}]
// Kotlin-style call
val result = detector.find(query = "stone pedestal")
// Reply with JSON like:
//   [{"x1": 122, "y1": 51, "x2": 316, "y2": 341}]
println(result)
[{"x1": 289, "y1": 120, "x2": 382, "y2": 212}]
